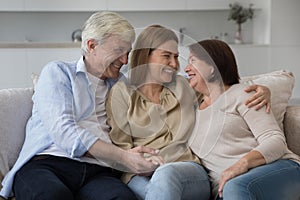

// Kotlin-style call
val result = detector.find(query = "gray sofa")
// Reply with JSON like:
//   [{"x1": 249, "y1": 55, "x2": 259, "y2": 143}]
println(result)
[
  {"x1": 0, "y1": 70, "x2": 300, "y2": 199},
  {"x1": 0, "y1": 88, "x2": 33, "y2": 200}
]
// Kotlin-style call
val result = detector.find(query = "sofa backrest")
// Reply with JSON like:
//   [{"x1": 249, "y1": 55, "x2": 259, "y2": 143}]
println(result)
[
  {"x1": 0, "y1": 86, "x2": 300, "y2": 191},
  {"x1": 284, "y1": 106, "x2": 300, "y2": 156},
  {"x1": 0, "y1": 88, "x2": 33, "y2": 186}
]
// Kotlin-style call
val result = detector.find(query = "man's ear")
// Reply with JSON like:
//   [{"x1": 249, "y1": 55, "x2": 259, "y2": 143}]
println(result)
[{"x1": 87, "y1": 39, "x2": 97, "y2": 53}]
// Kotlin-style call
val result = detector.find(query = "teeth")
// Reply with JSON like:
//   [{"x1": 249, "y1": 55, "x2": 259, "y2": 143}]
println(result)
[
  {"x1": 188, "y1": 74, "x2": 195, "y2": 78},
  {"x1": 113, "y1": 64, "x2": 121, "y2": 69},
  {"x1": 163, "y1": 69, "x2": 173, "y2": 73}
]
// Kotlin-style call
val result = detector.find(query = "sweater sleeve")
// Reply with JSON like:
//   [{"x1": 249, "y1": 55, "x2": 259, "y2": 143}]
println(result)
[{"x1": 239, "y1": 98, "x2": 288, "y2": 163}]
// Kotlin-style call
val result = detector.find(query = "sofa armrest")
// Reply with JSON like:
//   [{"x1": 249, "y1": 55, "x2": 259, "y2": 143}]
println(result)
[
  {"x1": 284, "y1": 105, "x2": 300, "y2": 156},
  {"x1": 0, "y1": 88, "x2": 33, "y2": 187}
]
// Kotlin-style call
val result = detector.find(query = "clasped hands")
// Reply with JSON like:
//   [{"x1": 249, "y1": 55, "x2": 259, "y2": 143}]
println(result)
[{"x1": 126, "y1": 146, "x2": 164, "y2": 176}]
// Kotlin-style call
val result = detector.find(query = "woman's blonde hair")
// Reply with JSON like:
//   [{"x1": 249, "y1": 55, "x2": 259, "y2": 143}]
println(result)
[
  {"x1": 129, "y1": 25, "x2": 178, "y2": 86},
  {"x1": 81, "y1": 11, "x2": 135, "y2": 55}
]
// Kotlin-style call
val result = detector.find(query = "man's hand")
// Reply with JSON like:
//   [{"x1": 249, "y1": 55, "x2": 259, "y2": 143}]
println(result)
[
  {"x1": 120, "y1": 146, "x2": 164, "y2": 174},
  {"x1": 244, "y1": 84, "x2": 271, "y2": 113},
  {"x1": 88, "y1": 141, "x2": 164, "y2": 175}
]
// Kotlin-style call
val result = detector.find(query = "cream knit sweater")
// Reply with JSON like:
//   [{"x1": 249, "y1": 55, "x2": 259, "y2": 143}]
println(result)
[{"x1": 189, "y1": 83, "x2": 300, "y2": 196}]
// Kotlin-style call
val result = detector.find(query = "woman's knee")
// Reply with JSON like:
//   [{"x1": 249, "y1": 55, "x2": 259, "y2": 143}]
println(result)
[
  {"x1": 150, "y1": 162, "x2": 210, "y2": 192},
  {"x1": 222, "y1": 177, "x2": 257, "y2": 200},
  {"x1": 152, "y1": 162, "x2": 208, "y2": 179},
  {"x1": 150, "y1": 162, "x2": 194, "y2": 183}
]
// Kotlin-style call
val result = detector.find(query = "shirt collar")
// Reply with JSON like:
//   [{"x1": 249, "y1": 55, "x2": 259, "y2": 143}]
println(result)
[
  {"x1": 76, "y1": 56, "x2": 108, "y2": 87},
  {"x1": 76, "y1": 56, "x2": 87, "y2": 74}
]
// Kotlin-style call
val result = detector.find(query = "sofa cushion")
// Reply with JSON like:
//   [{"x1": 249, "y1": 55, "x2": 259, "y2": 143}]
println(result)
[
  {"x1": 0, "y1": 88, "x2": 33, "y2": 188},
  {"x1": 284, "y1": 106, "x2": 300, "y2": 156},
  {"x1": 241, "y1": 70, "x2": 294, "y2": 130}
]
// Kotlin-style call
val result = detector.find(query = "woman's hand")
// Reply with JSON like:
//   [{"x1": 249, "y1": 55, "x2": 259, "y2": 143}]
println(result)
[
  {"x1": 139, "y1": 154, "x2": 165, "y2": 176},
  {"x1": 143, "y1": 153, "x2": 165, "y2": 166},
  {"x1": 244, "y1": 84, "x2": 271, "y2": 113},
  {"x1": 218, "y1": 158, "x2": 249, "y2": 198},
  {"x1": 88, "y1": 141, "x2": 164, "y2": 174},
  {"x1": 218, "y1": 150, "x2": 266, "y2": 198},
  {"x1": 120, "y1": 146, "x2": 164, "y2": 174}
]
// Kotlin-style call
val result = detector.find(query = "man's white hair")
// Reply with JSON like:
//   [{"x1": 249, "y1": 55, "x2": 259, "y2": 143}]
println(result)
[{"x1": 81, "y1": 11, "x2": 135, "y2": 55}]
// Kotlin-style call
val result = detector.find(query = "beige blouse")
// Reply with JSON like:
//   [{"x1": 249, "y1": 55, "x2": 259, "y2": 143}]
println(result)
[{"x1": 106, "y1": 75, "x2": 200, "y2": 183}]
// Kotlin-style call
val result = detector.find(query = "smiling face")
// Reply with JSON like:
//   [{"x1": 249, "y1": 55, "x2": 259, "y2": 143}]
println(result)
[
  {"x1": 85, "y1": 35, "x2": 132, "y2": 79},
  {"x1": 146, "y1": 40, "x2": 179, "y2": 84},
  {"x1": 185, "y1": 52, "x2": 214, "y2": 93}
]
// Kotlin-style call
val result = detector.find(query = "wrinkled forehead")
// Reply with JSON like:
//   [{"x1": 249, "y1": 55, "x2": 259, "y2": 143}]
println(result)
[
  {"x1": 103, "y1": 35, "x2": 132, "y2": 51},
  {"x1": 103, "y1": 30, "x2": 134, "y2": 43}
]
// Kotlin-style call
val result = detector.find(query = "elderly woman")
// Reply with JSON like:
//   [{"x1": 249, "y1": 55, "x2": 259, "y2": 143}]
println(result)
[{"x1": 185, "y1": 39, "x2": 300, "y2": 200}]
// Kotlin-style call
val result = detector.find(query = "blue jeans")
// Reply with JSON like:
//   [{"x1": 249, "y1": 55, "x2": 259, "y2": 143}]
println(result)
[
  {"x1": 128, "y1": 161, "x2": 210, "y2": 200},
  {"x1": 219, "y1": 159, "x2": 300, "y2": 200},
  {"x1": 13, "y1": 155, "x2": 137, "y2": 200}
]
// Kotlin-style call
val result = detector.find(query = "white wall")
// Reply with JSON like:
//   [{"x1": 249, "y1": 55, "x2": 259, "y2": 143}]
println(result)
[
  {"x1": 269, "y1": 0, "x2": 300, "y2": 100},
  {"x1": 0, "y1": 0, "x2": 299, "y2": 100},
  {"x1": 0, "y1": 11, "x2": 253, "y2": 44}
]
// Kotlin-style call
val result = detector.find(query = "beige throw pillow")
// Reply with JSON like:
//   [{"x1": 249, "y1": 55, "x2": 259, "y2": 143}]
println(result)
[{"x1": 241, "y1": 70, "x2": 295, "y2": 130}]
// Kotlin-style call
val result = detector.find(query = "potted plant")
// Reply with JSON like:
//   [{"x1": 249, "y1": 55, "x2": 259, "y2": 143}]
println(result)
[{"x1": 228, "y1": 2, "x2": 254, "y2": 44}]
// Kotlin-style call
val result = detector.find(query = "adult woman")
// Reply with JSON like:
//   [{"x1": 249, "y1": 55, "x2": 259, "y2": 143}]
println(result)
[
  {"x1": 185, "y1": 39, "x2": 300, "y2": 199},
  {"x1": 106, "y1": 26, "x2": 270, "y2": 200},
  {"x1": 106, "y1": 25, "x2": 210, "y2": 200}
]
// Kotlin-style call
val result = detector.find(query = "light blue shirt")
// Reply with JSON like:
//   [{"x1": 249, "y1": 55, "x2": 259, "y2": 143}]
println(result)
[{"x1": 0, "y1": 56, "x2": 122, "y2": 198}]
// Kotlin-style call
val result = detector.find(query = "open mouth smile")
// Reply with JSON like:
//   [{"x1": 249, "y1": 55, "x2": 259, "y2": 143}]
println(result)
[
  {"x1": 113, "y1": 64, "x2": 122, "y2": 69},
  {"x1": 187, "y1": 72, "x2": 196, "y2": 79},
  {"x1": 162, "y1": 66, "x2": 177, "y2": 75}
]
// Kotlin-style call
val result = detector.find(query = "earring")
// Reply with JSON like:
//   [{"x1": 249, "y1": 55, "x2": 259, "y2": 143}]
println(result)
[{"x1": 208, "y1": 68, "x2": 216, "y2": 82}]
